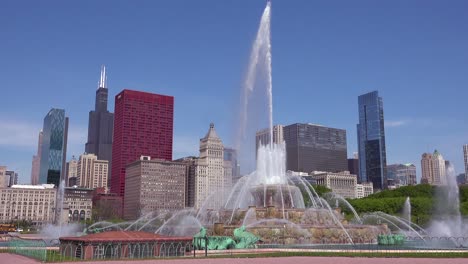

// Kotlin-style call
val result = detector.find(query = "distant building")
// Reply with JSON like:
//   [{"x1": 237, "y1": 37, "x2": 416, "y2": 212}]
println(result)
[
  {"x1": 224, "y1": 147, "x2": 240, "y2": 181},
  {"x1": 6, "y1": 170, "x2": 18, "y2": 187},
  {"x1": 255, "y1": 125, "x2": 284, "y2": 152},
  {"x1": 124, "y1": 157, "x2": 186, "y2": 220},
  {"x1": 65, "y1": 186, "x2": 94, "y2": 222},
  {"x1": 0, "y1": 184, "x2": 56, "y2": 227},
  {"x1": 283, "y1": 123, "x2": 347, "y2": 173},
  {"x1": 66, "y1": 156, "x2": 78, "y2": 187},
  {"x1": 92, "y1": 189, "x2": 123, "y2": 221},
  {"x1": 111, "y1": 89, "x2": 174, "y2": 197},
  {"x1": 39, "y1": 108, "x2": 69, "y2": 187},
  {"x1": 421, "y1": 150, "x2": 446, "y2": 185},
  {"x1": 77, "y1": 153, "x2": 108, "y2": 189},
  {"x1": 347, "y1": 158, "x2": 359, "y2": 176},
  {"x1": 85, "y1": 66, "x2": 114, "y2": 186},
  {"x1": 311, "y1": 171, "x2": 357, "y2": 199},
  {"x1": 174, "y1": 156, "x2": 198, "y2": 208},
  {"x1": 464, "y1": 145, "x2": 468, "y2": 184},
  {"x1": 0, "y1": 166, "x2": 7, "y2": 188},
  {"x1": 355, "y1": 182, "x2": 374, "y2": 198},
  {"x1": 357, "y1": 91, "x2": 388, "y2": 190},
  {"x1": 31, "y1": 131, "x2": 43, "y2": 185},
  {"x1": 194, "y1": 123, "x2": 232, "y2": 209},
  {"x1": 387, "y1": 164, "x2": 417, "y2": 186}
]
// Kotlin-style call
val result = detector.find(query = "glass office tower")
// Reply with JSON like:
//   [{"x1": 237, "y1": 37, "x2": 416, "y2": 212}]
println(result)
[
  {"x1": 357, "y1": 91, "x2": 387, "y2": 190},
  {"x1": 39, "y1": 108, "x2": 68, "y2": 186}
]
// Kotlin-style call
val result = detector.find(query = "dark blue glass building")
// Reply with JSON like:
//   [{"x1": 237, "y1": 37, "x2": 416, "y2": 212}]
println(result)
[
  {"x1": 357, "y1": 91, "x2": 387, "y2": 190},
  {"x1": 39, "y1": 108, "x2": 68, "y2": 186}
]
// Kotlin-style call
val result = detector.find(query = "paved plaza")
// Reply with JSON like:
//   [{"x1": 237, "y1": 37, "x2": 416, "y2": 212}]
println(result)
[{"x1": 1, "y1": 253, "x2": 466, "y2": 264}]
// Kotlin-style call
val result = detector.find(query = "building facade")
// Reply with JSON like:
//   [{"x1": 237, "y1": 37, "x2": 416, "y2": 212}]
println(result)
[
  {"x1": 111, "y1": 89, "x2": 174, "y2": 197},
  {"x1": 77, "y1": 153, "x2": 108, "y2": 189},
  {"x1": 224, "y1": 147, "x2": 240, "y2": 181},
  {"x1": 173, "y1": 156, "x2": 198, "y2": 208},
  {"x1": 357, "y1": 91, "x2": 387, "y2": 190},
  {"x1": 0, "y1": 166, "x2": 7, "y2": 188},
  {"x1": 6, "y1": 171, "x2": 18, "y2": 187},
  {"x1": 355, "y1": 182, "x2": 374, "y2": 198},
  {"x1": 255, "y1": 125, "x2": 284, "y2": 151},
  {"x1": 66, "y1": 156, "x2": 78, "y2": 187},
  {"x1": 39, "y1": 108, "x2": 69, "y2": 187},
  {"x1": 464, "y1": 145, "x2": 468, "y2": 184},
  {"x1": 0, "y1": 184, "x2": 56, "y2": 227},
  {"x1": 194, "y1": 123, "x2": 232, "y2": 209},
  {"x1": 31, "y1": 131, "x2": 43, "y2": 185},
  {"x1": 387, "y1": 163, "x2": 417, "y2": 186},
  {"x1": 283, "y1": 123, "x2": 347, "y2": 173},
  {"x1": 65, "y1": 187, "x2": 93, "y2": 222},
  {"x1": 347, "y1": 158, "x2": 359, "y2": 177},
  {"x1": 421, "y1": 150, "x2": 446, "y2": 185},
  {"x1": 312, "y1": 171, "x2": 357, "y2": 199},
  {"x1": 124, "y1": 157, "x2": 186, "y2": 220},
  {"x1": 85, "y1": 66, "x2": 114, "y2": 186}
]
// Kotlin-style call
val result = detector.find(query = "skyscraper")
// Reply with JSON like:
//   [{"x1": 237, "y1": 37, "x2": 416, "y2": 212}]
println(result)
[
  {"x1": 194, "y1": 123, "x2": 232, "y2": 209},
  {"x1": 283, "y1": 123, "x2": 347, "y2": 173},
  {"x1": 111, "y1": 89, "x2": 174, "y2": 197},
  {"x1": 464, "y1": 145, "x2": 468, "y2": 184},
  {"x1": 77, "y1": 153, "x2": 108, "y2": 189},
  {"x1": 357, "y1": 91, "x2": 388, "y2": 190},
  {"x1": 421, "y1": 150, "x2": 446, "y2": 185},
  {"x1": 31, "y1": 131, "x2": 43, "y2": 185},
  {"x1": 39, "y1": 108, "x2": 68, "y2": 186},
  {"x1": 85, "y1": 66, "x2": 114, "y2": 185}
]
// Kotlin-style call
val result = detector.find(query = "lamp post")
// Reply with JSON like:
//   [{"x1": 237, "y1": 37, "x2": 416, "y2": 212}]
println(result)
[{"x1": 283, "y1": 224, "x2": 286, "y2": 245}]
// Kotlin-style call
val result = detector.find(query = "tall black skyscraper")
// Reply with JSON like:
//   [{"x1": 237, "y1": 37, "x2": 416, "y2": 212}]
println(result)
[
  {"x1": 284, "y1": 123, "x2": 348, "y2": 173},
  {"x1": 357, "y1": 91, "x2": 387, "y2": 190},
  {"x1": 85, "y1": 66, "x2": 114, "y2": 184}
]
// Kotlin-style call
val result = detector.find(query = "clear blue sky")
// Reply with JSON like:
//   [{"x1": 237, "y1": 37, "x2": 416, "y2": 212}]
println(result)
[{"x1": 1, "y1": 0, "x2": 467, "y2": 184}]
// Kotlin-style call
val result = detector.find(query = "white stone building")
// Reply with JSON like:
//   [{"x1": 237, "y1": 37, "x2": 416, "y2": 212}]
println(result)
[
  {"x1": 0, "y1": 184, "x2": 56, "y2": 227},
  {"x1": 194, "y1": 123, "x2": 232, "y2": 209},
  {"x1": 311, "y1": 171, "x2": 357, "y2": 199},
  {"x1": 355, "y1": 182, "x2": 374, "y2": 198}
]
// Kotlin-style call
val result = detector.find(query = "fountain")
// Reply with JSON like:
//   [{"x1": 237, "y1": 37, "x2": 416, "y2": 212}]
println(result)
[
  {"x1": 426, "y1": 163, "x2": 468, "y2": 247},
  {"x1": 403, "y1": 197, "x2": 411, "y2": 228},
  {"x1": 85, "y1": 2, "x2": 468, "y2": 249},
  {"x1": 40, "y1": 180, "x2": 81, "y2": 240}
]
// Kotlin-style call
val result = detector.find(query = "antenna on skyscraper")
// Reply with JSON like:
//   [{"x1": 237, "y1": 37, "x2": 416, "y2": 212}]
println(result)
[{"x1": 99, "y1": 65, "x2": 107, "y2": 89}]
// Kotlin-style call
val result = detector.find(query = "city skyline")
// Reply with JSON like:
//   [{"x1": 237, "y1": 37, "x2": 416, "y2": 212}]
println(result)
[{"x1": 1, "y1": 0, "x2": 468, "y2": 183}]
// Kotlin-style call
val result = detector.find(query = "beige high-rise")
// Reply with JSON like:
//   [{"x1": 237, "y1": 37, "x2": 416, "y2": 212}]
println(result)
[
  {"x1": 77, "y1": 153, "x2": 108, "y2": 189},
  {"x1": 421, "y1": 150, "x2": 446, "y2": 185},
  {"x1": 194, "y1": 123, "x2": 232, "y2": 209},
  {"x1": 124, "y1": 157, "x2": 187, "y2": 220}
]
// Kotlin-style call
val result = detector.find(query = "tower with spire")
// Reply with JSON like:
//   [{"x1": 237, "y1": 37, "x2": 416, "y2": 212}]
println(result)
[
  {"x1": 194, "y1": 123, "x2": 232, "y2": 209},
  {"x1": 85, "y1": 65, "x2": 114, "y2": 186}
]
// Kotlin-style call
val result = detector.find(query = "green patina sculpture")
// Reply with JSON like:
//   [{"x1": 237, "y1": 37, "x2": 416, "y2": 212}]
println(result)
[
  {"x1": 377, "y1": 234, "x2": 405, "y2": 245},
  {"x1": 233, "y1": 225, "x2": 260, "y2": 249},
  {"x1": 193, "y1": 226, "x2": 259, "y2": 250}
]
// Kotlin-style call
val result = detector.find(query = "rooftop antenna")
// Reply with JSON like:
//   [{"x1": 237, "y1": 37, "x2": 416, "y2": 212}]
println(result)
[{"x1": 99, "y1": 65, "x2": 107, "y2": 89}]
